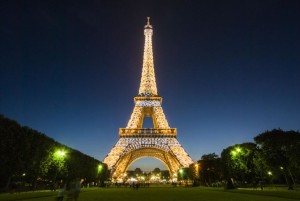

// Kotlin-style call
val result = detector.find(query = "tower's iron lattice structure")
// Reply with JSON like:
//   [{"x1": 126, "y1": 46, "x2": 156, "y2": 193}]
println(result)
[{"x1": 104, "y1": 18, "x2": 193, "y2": 179}]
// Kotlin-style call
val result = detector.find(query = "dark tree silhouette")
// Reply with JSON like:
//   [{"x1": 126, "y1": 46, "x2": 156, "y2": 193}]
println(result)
[
  {"x1": 198, "y1": 153, "x2": 222, "y2": 186},
  {"x1": 254, "y1": 129, "x2": 300, "y2": 190},
  {"x1": 0, "y1": 115, "x2": 109, "y2": 192}
]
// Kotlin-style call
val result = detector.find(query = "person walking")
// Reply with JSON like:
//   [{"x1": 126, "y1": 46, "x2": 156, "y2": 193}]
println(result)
[
  {"x1": 55, "y1": 184, "x2": 66, "y2": 201},
  {"x1": 66, "y1": 179, "x2": 81, "y2": 201}
]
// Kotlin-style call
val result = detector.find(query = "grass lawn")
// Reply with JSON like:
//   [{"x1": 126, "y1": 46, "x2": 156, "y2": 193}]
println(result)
[{"x1": 1, "y1": 186, "x2": 300, "y2": 201}]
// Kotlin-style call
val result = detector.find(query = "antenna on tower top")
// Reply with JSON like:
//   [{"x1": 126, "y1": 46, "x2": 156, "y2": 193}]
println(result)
[{"x1": 145, "y1": 17, "x2": 152, "y2": 29}]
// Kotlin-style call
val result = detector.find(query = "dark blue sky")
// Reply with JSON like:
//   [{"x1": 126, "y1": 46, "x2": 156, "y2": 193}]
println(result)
[{"x1": 1, "y1": 0, "x2": 300, "y2": 171}]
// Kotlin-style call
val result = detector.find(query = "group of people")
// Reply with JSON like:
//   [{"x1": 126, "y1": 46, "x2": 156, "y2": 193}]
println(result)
[{"x1": 130, "y1": 182, "x2": 140, "y2": 190}]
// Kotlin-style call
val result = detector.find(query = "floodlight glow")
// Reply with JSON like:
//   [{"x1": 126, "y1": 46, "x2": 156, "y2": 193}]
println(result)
[
  {"x1": 55, "y1": 150, "x2": 66, "y2": 158},
  {"x1": 58, "y1": 151, "x2": 65, "y2": 156},
  {"x1": 231, "y1": 150, "x2": 237, "y2": 156}
]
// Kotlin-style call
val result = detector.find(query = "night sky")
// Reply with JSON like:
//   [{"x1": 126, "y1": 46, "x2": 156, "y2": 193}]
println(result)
[{"x1": 1, "y1": 0, "x2": 300, "y2": 171}]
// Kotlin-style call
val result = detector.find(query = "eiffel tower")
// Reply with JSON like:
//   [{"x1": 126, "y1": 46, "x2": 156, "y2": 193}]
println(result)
[{"x1": 104, "y1": 17, "x2": 193, "y2": 179}]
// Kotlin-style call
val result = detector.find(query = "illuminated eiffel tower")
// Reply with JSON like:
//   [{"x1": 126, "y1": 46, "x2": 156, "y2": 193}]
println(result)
[{"x1": 104, "y1": 18, "x2": 193, "y2": 179}]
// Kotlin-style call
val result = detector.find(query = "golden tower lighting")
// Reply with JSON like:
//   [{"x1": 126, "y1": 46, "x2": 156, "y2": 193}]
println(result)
[{"x1": 104, "y1": 17, "x2": 193, "y2": 179}]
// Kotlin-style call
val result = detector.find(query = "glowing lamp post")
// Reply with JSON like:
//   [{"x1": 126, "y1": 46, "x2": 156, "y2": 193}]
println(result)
[
  {"x1": 194, "y1": 163, "x2": 199, "y2": 179},
  {"x1": 179, "y1": 168, "x2": 184, "y2": 181},
  {"x1": 54, "y1": 149, "x2": 66, "y2": 159},
  {"x1": 53, "y1": 149, "x2": 67, "y2": 189},
  {"x1": 231, "y1": 147, "x2": 242, "y2": 157},
  {"x1": 98, "y1": 164, "x2": 103, "y2": 173},
  {"x1": 97, "y1": 164, "x2": 105, "y2": 187},
  {"x1": 54, "y1": 150, "x2": 66, "y2": 159},
  {"x1": 54, "y1": 149, "x2": 67, "y2": 162}
]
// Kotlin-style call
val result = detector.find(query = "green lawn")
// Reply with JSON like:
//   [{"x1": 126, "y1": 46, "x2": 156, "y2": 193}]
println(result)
[{"x1": 1, "y1": 186, "x2": 300, "y2": 201}]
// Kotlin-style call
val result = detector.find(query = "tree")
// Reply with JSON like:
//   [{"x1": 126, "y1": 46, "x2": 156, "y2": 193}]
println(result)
[
  {"x1": 0, "y1": 115, "x2": 106, "y2": 191},
  {"x1": 187, "y1": 163, "x2": 200, "y2": 186},
  {"x1": 98, "y1": 163, "x2": 110, "y2": 187},
  {"x1": 177, "y1": 167, "x2": 190, "y2": 182},
  {"x1": 252, "y1": 148, "x2": 269, "y2": 184},
  {"x1": 0, "y1": 115, "x2": 25, "y2": 191},
  {"x1": 221, "y1": 143, "x2": 259, "y2": 189},
  {"x1": 22, "y1": 127, "x2": 57, "y2": 189},
  {"x1": 254, "y1": 129, "x2": 300, "y2": 190},
  {"x1": 161, "y1": 170, "x2": 170, "y2": 181},
  {"x1": 198, "y1": 153, "x2": 222, "y2": 186},
  {"x1": 134, "y1": 168, "x2": 143, "y2": 176},
  {"x1": 152, "y1": 168, "x2": 161, "y2": 174}
]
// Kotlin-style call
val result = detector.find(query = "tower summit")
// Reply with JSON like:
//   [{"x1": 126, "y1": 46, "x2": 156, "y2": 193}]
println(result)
[
  {"x1": 104, "y1": 18, "x2": 193, "y2": 179},
  {"x1": 139, "y1": 17, "x2": 157, "y2": 96}
]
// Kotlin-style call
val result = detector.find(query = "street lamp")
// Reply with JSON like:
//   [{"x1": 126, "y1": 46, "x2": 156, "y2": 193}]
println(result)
[
  {"x1": 179, "y1": 168, "x2": 184, "y2": 181},
  {"x1": 53, "y1": 149, "x2": 67, "y2": 190},
  {"x1": 194, "y1": 163, "x2": 199, "y2": 178},
  {"x1": 55, "y1": 149, "x2": 66, "y2": 159},
  {"x1": 98, "y1": 164, "x2": 103, "y2": 173},
  {"x1": 231, "y1": 147, "x2": 243, "y2": 157},
  {"x1": 97, "y1": 164, "x2": 104, "y2": 187}
]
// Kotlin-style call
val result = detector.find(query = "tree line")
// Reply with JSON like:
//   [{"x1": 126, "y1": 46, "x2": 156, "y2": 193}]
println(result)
[
  {"x1": 0, "y1": 115, "x2": 109, "y2": 192},
  {"x1": 178, "y1": 129, "x2": 300, "y2": 190},
  {"x1": 1, "y1": 114, "x2": 299, "y2": 191}
]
